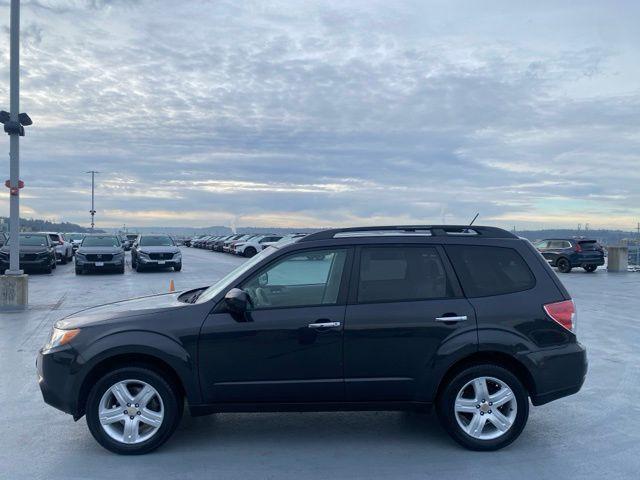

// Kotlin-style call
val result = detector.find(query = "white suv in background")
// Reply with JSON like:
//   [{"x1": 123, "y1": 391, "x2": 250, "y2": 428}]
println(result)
[
  {"x1": 44, "y1": 232, "x2": 74, "y2": 264},
  {"x1": 233, "y1": 234, "x2": 283, "y2": 257}
]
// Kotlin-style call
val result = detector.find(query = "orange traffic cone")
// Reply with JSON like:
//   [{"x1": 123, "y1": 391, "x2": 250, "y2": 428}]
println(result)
[{"x1": 169, "y1": 279, "x2": 175, "y2": 292}]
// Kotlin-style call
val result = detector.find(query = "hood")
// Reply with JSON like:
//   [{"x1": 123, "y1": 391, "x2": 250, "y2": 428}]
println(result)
[
  {"x1": 77, "y1": 246, "x2": 123, "y2": 255},
  {"x1": 137, "y1": 246, "x2": 179, "y2": 254},
  {"x1": 55, "y1": 291, "x2": 190, "y2": 329}
]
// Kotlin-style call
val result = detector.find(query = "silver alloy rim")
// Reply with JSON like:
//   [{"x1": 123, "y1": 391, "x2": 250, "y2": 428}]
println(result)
[
  {"x1": 98, "y1": 379, "x2": 164, "y2": 445},
  {"x1": 454, "y1": 376, "x2": 517, "y2": 440}
]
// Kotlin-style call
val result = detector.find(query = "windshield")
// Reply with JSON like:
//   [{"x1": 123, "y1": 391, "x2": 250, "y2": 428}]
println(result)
[
  {"x1": 82, "y1": 236, "x2": 120, "y2": 247},
  {"x1": 140, "y1": 235, "x2": 174, "y2": 246},
  {"x1": 8, "y1": 235, "x2": 48, "y2": 247},
  {"x1": 195, "y1": 247, "x2": 278, "y2": 304}
]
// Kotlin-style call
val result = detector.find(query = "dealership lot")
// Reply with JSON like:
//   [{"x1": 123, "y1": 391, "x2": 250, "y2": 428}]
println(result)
[{"x1": 1, "y1": 246, "x2": 639, "y2": 479}]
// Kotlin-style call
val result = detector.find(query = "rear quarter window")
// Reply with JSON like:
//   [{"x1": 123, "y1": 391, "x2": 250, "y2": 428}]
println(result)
[{"x1": 446, "y1": 245, "x2": 535, "y2": 297}]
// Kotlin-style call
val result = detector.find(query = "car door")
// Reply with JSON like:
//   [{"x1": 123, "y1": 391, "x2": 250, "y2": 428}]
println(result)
[
  {"x1": 198, "y1": 247, "x2": 353, "y2": 404},
  {"x1": 343, "y1": 244, "x2": 476, "y2": 402}
]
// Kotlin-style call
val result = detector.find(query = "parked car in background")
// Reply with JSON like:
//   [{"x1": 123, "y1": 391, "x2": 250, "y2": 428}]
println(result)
[
  {"x1": 119, "y1": 236, "x2": 132, "y2": 251},
  {"x1": 0, "y1": 233, "x2": 57, "y2": 273},
  {"x1": 75, "y1": 235, "x2": 125, "y2": 275},
  {"x1": 66, "y1": 233, "x2": 86, "y2": 252},
  {"x1": 223, "y1": 234, "x2": 249, "y2": 253},
  {"x1": 37, "y1": 225, "x2": 586, "y2": 454},
  {"x1": 193, "y1": 236, "x2": 212, "y2": 249},
  {"x1": 125, "y1": 234, "x2": 139, "y2": 247},
  {"x1": 533, "y1": 238, "x2": 605, "y2": 273},
  {"x1": 44, "y1": 232, "x2": 74, "y2": 264},
  {"x1": 233, "y1": 234, "x2": 283, "y2": 257},
  {"x1": 212, "y1": 235, "x2": 233, "y2": 251},
  {"x1": 183, "y1": 238, "x2": 192, "y2": 247},
  {"x1": 0, "y1": 232, "x2": 6, "y2": 247},
  {"x1": 204, "y1": 236, "x2": 220, "y2": 250},
  {"x1": 131, "y1": 234, "x2": 182, "y2": 272}
]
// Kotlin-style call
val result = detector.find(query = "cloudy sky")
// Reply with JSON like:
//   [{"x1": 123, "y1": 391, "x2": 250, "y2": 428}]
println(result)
[{"x1": 0, "y1": 0, "x2": 639, "y2": 230}]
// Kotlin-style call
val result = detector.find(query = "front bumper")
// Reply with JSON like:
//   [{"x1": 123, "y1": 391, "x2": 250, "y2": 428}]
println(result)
[
  {"x1": 138, "y1": 256, "x2": 181, "y2": 268},
  {"x1": 522, "y1": 341, "x2": 588, "y2": 406},
  {"x1": 75, "y1": 257, "x2": 124, "y2": 271},
  {"x1": 37, "y1": 346, "x2": 82, "y2": 417},
  {"x1": 1, "y1": 256, "x2": 51, "y2": 271}
]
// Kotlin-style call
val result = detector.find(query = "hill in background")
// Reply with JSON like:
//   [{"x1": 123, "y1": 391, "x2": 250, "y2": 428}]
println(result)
[{"x1": 0, "y1": 217, "x2": 102, "y2": 234}]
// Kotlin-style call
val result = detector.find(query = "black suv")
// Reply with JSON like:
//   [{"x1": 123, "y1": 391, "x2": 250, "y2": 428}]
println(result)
[
  {"x1": 37, "y1": 225, "x2": 587, "y2": 454},
  {"x1": 131, "y1": 234, "x2": 182, "y2": 272},
  {"x1": 0, "y1": 233, "x2": 57, "y2": 273},
  {"x1": 534, "y1": 238, "x2": 605, "y2": 273}
]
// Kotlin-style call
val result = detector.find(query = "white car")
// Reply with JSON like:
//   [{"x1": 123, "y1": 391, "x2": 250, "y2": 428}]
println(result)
[
  {"x1": 43, "y1": 232, "x2": 74, "y2": 264},
  {"x1": 233, "y1": 234, "x2": 284, "y2": 257}
]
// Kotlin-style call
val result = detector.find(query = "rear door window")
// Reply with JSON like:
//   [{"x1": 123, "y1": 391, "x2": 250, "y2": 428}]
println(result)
[
  {"x1": 445, "y1": 245, "x2": 535, "y2": 297},
  {"x1": 356, "y1": 246, "x2": 455, "y2": 303}
]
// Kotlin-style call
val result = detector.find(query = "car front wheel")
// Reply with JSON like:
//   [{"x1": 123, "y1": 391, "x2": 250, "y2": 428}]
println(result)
[
  {"x1": 437, "y1": 364, "x2": 529, "y2": 451},
  {"x1": 86, "y1": 366, "x2": 183, "y2": 455}
]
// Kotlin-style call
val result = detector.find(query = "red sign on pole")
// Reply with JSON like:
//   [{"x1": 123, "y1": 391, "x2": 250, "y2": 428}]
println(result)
[{"x1": 4, "y1": 179, "x2": 24, "y2": 189}]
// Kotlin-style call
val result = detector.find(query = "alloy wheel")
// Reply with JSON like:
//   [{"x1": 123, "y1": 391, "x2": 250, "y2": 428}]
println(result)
[
  {"x1": 454, "y1": 376, "x2": 518, "y2": 440},
  {"x1": 98, "y1": 379, "x2": 164, "y2": 444}
]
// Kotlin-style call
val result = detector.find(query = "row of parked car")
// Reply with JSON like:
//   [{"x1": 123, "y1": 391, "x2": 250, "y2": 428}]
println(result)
[
  {"x1": 0, "y1": 232, "x2": 182, "y2": 275},
  {"x1": 188, "y1": 233, "x2": 307, "y2": 257}
]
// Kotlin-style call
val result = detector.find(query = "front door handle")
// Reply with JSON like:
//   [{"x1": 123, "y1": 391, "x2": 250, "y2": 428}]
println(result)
[
  {"x1": 308, "y1": 321, "x2": 341, "y2": 329},
  {"x1": 435, "y1": 315, "x2": 467, "y2": 322}
]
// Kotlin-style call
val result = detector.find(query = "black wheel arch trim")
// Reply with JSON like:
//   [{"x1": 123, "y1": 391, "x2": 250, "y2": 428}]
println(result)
[{"x1": 71, "y1": 331, "x2": 199, "y2": 418}]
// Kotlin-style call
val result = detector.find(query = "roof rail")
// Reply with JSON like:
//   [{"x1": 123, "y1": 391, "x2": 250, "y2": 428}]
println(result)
[{"x1": 299, "y1": 225, "x2": 518, "y2": 242}]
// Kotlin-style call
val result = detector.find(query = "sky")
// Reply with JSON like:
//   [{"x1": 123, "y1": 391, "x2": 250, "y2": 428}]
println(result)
[{"x1": 0, "y1": 0, "x2": 639, "y2": 230}]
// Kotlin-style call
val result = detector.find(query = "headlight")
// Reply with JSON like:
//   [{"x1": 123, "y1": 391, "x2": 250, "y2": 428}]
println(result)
[
  {"x1": 139, "y1": 251, "x2": 150, "y2": 257},
  {"x1": 44, "y1": 327, "x2": 80, "y2": 350},
  {"x1": 75, "y1": 252, "x2": 86, "y2": 259},
  {"x1": 114, "y1": 252, "x2": 124, "y2": 258}
]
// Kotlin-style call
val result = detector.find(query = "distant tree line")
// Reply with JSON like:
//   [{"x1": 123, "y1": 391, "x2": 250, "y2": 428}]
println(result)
[{"x1": 0, "y1": 217, "x2": 103, "y2": 234}]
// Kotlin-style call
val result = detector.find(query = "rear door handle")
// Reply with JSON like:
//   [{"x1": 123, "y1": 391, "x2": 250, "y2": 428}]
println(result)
[
  {"x1": 308, "y1": 322, "x2": 341, "y2": 329},
  {"x1": 435, "y1": 315, "x2": 467, "y2": 322}
]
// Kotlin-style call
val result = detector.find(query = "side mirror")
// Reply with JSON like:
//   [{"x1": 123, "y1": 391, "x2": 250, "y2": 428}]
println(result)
[{"x1": 224, "y1": 288, "x2": 252, "y2": 313}]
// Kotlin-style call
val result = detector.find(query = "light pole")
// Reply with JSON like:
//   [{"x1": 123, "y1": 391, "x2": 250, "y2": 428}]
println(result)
[
  {"x1": 1, "y1": 0, "x2": 31, "y2": 309},
  {"x1": 86, "y1": 171, "x2": 99, "y2": 230}
]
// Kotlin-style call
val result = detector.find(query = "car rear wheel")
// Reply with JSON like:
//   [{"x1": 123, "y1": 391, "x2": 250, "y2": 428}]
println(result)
[
  {"x1": 556, "y1": 257, "x2": 572, "y2": 273},
  {"x1": 60, "y1": 254, "x2": 68, "y2": 265},
  {"x1": 437, "y1": 364, "x2": 529, "y2": 451},
  {"x1": 583, "y1": 264, "x2": 597, "y2": 272},
  {"x1": 86, "y1": 366, "x2": 183, "y2": 455}
]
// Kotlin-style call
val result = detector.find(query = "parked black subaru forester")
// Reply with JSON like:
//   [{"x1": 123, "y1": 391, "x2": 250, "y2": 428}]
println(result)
[{"x1": 37, "y1": 225, "x2": 587, "y2": 454}]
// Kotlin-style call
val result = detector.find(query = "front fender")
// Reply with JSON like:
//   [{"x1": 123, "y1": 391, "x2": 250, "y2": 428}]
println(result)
[{"x1": 71, "y1": 330, "x2": 201, "y2": 414}]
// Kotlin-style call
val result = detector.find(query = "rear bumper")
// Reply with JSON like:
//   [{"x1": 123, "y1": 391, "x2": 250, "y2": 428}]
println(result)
[
  {"x1": 522, "y1": 341, "x2": 588, "y2": 406},
  {"x1": 570, "y1": 254, "x2": 604, "y2": 267}
]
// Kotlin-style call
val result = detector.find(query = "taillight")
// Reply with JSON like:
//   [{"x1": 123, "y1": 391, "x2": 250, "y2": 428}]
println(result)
[
  {"x1": 544, "y1": 300, "x2": 576, "y2": 333},
  {"x1": 574, "y1": 243, "x2": 582, "y2": 253}
]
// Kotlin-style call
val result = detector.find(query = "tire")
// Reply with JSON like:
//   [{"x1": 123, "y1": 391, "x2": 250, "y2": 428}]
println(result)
[
  {"x1": 244, "y1": 247, "x2": 257, "y2": 258},
  {"x1": 75, "y1": 266, "x2": 82, "y2": 275},
  {"x1": 131, "y1": 256, "x2": 137, "y2": 269},
  {"x1": 118, "y1": 265, "x2": 125, "y2": 274},
  {"x1": 44, "y1": 264, "x2": 52, "y2": 274},
  {"x1": 556, "y1": 258, "x2": 572, "y2": 273},
  {"x1": 173, "y1": 263, "x2": 182, "y2": 272},
  {"x1": 85, "y1": 366, "x2": 183, "y2": 455},
  {"x1": 60, "y1": 254, "x2": 68, "y2": 265},
  {"x1": 136, "y1": 263, "x2": 144, "y2": 272},
  {"x1": 51, "y1": 260, "x2": 57, "y2": 270},
  {"x1": 437, "y1": 364, "x2": 529, "y2": 451},
  {"x1": 583, "y1": 264, "x2": 597, "y2": 273}
]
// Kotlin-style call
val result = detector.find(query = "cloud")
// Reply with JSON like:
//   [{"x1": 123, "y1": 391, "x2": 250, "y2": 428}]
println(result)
[{"x1": 0, "y1": 0, "x2": 638, "y2": 229}]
